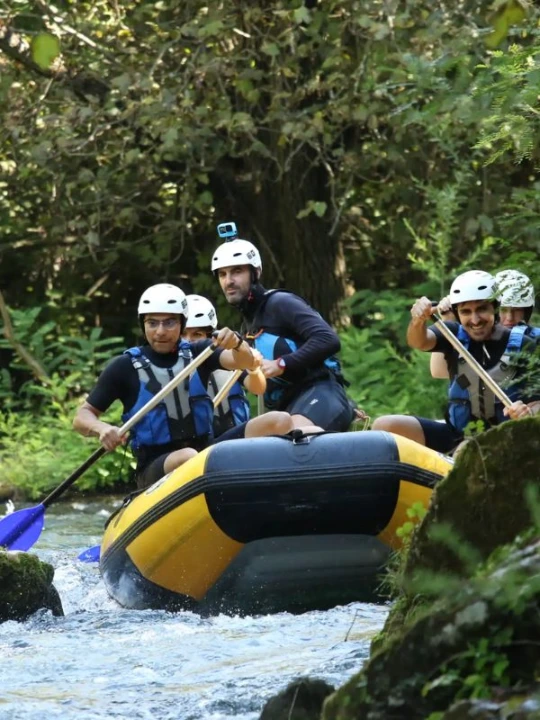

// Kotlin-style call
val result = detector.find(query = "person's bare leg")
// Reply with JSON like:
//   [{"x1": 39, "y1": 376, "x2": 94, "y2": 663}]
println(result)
[
  {"x1": 245, "y1": 412, "x2": 324, "y2": 437},
  {"x1": 371, "y1": 415, "x2": 426, "y2": 445},
  {"x1": 245, "y1": 411, "x2": 294, "y2": 438},
  {"x1": 287, "y1": 413, "x2": 326, "y2": 433},
  {"x1": 163, "y1": 447, "x2": 198, "y2": 473},
  {"x1": 287, "y1": 414, "x2": 324, "y2": 433}
]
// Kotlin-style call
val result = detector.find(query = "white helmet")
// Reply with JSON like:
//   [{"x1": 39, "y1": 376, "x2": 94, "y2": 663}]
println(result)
[
  {"x1": 211, "y1": 239, "x2": 262, "y2": 273},
  {"x1": 495, "y1": 270, "x2": 535, "y2": 308},
  {"x1": 449, "y1": 270, "x2": 497, "y2": 305},
  {"x1": 185, "y1": 294, "x2": 218, "y2": 329},
  {"x1": 137, "y1": 283, "x2": 188, "y2": 318}
]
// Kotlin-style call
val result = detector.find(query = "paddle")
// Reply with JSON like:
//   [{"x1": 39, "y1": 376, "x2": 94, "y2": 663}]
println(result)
[
  {"x1": 0, "y1": 343, "x2": 216, "y2": 553},
  {"x1": 212, "y1": 369, "x2": 243, "y2": 408},
  {"x1": 432, "y1": 312, "x2": 513, "y2": 408}
]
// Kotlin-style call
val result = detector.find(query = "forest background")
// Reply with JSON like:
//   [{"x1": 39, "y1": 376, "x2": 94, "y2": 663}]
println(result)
[{"x1": 0, "y1": 0, "x2": 538, "y2": 496}]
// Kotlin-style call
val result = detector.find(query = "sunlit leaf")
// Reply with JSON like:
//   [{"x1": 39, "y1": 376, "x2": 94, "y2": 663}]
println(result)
[
  {"x1": 294, "y1": 7, "x2": 311, "y2": 24},
  {"x1": 31, "y1": 33, "x2": 61, "y2": 70},
  {"x1": 485, "y1": 0, "x2": 528, "y2": 49}
]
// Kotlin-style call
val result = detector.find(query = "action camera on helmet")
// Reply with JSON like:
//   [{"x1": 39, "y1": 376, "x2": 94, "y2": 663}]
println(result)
[{"x1": 217, "y1": 222, "x2": 238, "y2": 240}]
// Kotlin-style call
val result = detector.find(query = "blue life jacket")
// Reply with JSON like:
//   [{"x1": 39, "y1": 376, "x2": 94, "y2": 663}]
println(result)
[
  {"x1": 207, "y1": 369, "x2": 250, "y2": 437},
  {"x1": 122, "y1": 343, "x2": 214, "y2": 453},
  {"x1": 447, "y1": 324, "x2": 529, "y2": 432},
  {"x1": 245, "y1": 290, "x2": 344, "y2": 410},
  {"x1": 526, "y1": 325, "x2": 540, "y2": 339}
]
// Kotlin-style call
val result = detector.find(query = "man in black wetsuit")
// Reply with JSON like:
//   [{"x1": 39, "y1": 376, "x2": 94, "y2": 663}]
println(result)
[
  {"x1": 211, "y1": 237, "x2": 354, "y2": 432},
  {"x1": 73, "y1": 283, "x2": 260, "y2": 489}
]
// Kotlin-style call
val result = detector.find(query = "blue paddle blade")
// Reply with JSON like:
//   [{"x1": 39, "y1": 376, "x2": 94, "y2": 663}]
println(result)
[
  {"x1": 0, "y1": 504, "x2": 45, "y2": 551},
  {"x1": 78, "y1": 544, "x2": 101, "y2": 563}
]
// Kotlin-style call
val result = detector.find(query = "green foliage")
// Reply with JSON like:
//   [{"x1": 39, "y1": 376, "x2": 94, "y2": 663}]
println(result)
[
  {"x1": 463, "y1": 419, "x2": 488, "y2": 437},
  {"x1": 0, "y1": 402, "x2": 133, "y2": 499},
  {"x1": 0, "y1": 299, "x2": 128, "y2": 496},
  {"x1": 379, "y1": 502, "x2": 429, "y2": 603},
  {"x1": 340, "y1": 289, "x2": 447, "y2": 419},
  {"x1": 382, "y1": 470, "x2": 540, "y2": 637},
  {"x1": 474, "y1": 43, "x2": 540, "y2": 165},
  {"x1": 404, "y1": 171, "x2": 503, "y2": 297},
  {"x1": 1, "y1": 0, "x2": 540, "y2": 496},
  {"x1": 485, "y1": 0, "x2": 529, "y2": 50},
  {"x1": 423, "y1": 629, "x2": 513, "y2": 702},
  {"x1": 1, "y1": 0, "x2": 540, "y2": 334},
  {"x1": 396, "y1": 502, "x2": 428, "y2": 543},
  {"x1": 504, "y1": 344, "x2": 540, "y2": 398},
  {"x1": 0, "y1": 302, "x2": 125, "y2": 411}
]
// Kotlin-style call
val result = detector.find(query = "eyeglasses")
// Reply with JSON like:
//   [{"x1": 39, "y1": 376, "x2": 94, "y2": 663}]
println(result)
[{"x1": 144, "y1": 318, "x2": 181, "y2": 330}]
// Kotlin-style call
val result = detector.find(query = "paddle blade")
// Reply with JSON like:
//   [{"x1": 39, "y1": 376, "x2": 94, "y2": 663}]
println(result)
[
  {"x1": 78, "y1": 545, "x2": 101, "y2": 563},
  {"x1": 0, "y1": 504, "x2": 45, "y2": 551}
]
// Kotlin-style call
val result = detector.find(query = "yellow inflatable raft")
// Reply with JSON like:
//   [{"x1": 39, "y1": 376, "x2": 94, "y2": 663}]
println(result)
[{"x1": 100, "y1": 431, "x2": 453, "y2": 614}]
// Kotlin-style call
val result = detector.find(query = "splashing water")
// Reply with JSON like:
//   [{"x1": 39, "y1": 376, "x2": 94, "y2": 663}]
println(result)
[{"x1": 0, "y1": 498, "x2": 389, "y2": 720}]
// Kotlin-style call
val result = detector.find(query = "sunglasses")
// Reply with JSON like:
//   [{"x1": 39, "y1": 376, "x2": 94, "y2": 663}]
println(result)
[{"x1": 144, "y1": 318, "x2": 181, "y2": 330}]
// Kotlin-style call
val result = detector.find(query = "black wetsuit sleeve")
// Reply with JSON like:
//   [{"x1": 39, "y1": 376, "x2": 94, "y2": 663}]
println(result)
[
  {"x1": 430, "y1": 321, "x2": 460, "y2": 354},
  {"x1": 86, "y1": 355, "x2": 138, "y2": 413},
  {"x1": 264, "y1": 293, "x2": 340, "y2": 372}
]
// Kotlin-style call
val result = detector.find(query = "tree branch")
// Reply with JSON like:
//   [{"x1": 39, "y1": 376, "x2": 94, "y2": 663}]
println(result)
[
  {"x1": 0, "y1": 23, "x2": 110, "y2": 104},
  {"x1": 33, "y1": 0, "x2": 126, "y2": 67},
  {"x1": 0, "y1": 291, "x2": 51, "y2": 384}
]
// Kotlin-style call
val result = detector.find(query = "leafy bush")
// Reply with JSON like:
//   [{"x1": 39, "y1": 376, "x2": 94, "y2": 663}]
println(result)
[
  {"x1": 0, "y1": 401, "x2": 134, "y2": 499},
  {"x1": 0, "y1": 304, "x2": 126, "y2": 412},
  {"x1": 340, "y1": 289, "x2": 448, "y2": 420}
]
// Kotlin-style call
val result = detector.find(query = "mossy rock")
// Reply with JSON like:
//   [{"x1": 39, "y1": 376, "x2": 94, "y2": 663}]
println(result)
[
  {"x1": 323, "y1": 539, "x2": 540, "y2": 720},
  {"x1": 0, "y1": 483, "x2": 17, "y2": 502},
  {"x1": 441, "y1": 691, "x2": 540, "y2": 719},
  {"x1": 406, "y1": 417, "x2": 540, "y2": 580},
  {"x1": 260, "y1": 678, "x2": 335, "y2": 720},
  {"x1": 375, "y1": 417, "x2": 540, "y2": 656},
  {"x1": 0, "y1": 550, "x2": 63, "y2": 622}
]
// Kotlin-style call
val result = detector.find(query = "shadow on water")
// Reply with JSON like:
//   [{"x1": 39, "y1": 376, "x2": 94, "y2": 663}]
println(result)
[{"x1": 0, "y1": 497, "x2": 389, "y2": 720}]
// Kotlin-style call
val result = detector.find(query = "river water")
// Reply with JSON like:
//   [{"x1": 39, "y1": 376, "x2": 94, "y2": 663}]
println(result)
[{"x1": 0, "y1": 498, "x2": 389, "y2": 720}]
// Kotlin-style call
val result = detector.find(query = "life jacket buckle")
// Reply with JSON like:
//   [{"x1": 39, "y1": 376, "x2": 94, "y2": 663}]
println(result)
[{"x1": 132, "y1": 356, "x2": 151, "y2": 370}]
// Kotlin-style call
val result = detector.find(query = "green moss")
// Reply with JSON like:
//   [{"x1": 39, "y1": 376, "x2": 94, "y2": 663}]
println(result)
[
  {"x1": 323, "y1": 420, "x2": 540, "y2": 719},
  {"x1": 0, "y1": 549, "x2": 54, "y2": 585},
  {"x1": 375, "y1": 418, "x2": 540, "y2": 649},
  {"x1": 406, "y1": 418, "x2": 540, "y2": 581},
  {"x1": 324, "y1": 538, "x2": 540, "y2": 719},
  {"x1": 259, "y1": 678, "x2": 335, "y2": 720},
  {"x1": 371, "y1": 594, "x2": 431, "y2": 655},
  {"x1": 322, "y1": 673, "x2": 370, "y2": 720},
  {"x1": 0, "y1": 550, "x2": 63, "y2": 621}
]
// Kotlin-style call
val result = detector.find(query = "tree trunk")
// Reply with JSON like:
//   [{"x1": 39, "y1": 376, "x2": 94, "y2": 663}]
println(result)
[{"x1": 211, "y1": 152, "x2": 349, "y2": 326}]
